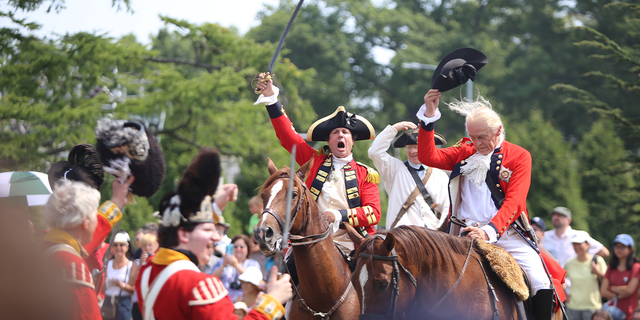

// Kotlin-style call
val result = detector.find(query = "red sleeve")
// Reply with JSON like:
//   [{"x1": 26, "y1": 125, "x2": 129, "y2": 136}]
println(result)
[
  {"x1": 84, "y1": 201, "x2": 122, "y2": 253},
  {"x1": 267, "y1": 101, "x2": 317, "y2": 166},
  {"x1": 339, "y1": 165, "x2": 381, "y2": 232},
  {"x1": 490, "y1": 145, "x2": 532, "y2": 237},
  {"x1": 70, "y1": 285, "x2": 102, "y2": 320},
  {"x1": 417, "y1": 121, "x2": 465, "y2": 171}
]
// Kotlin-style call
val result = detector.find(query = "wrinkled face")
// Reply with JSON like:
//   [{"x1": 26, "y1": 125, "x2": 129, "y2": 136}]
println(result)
[
  {"x1": 551, "y1": 213, "x2": 571, "y2": 229},
  {"x1": 184, "y1": 223, "x2": 220, "y2": 265},
  {"x1": 328, "y1": 128, "x2": 354, "y2": 158},
  {"x1": 405, "y1": 145, "x2": 420, "y2": 165},
  {"x1": 233, "y1": 239, "x2": 249, "y2": 261},
  {"x1": 352, "y1": 239, "x2": 415, "y2": 317},
  {"x1": 466, "y1": 120, "x2": 501, "y2": 156}
]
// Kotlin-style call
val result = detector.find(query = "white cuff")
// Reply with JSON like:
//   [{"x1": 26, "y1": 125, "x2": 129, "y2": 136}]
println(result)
[
  {"x1": 213, "y1": 203, "x2": 223, "y2": 216},
  {"x1": 329, "y1": 209, "x2": 342, "y2": 233},
  {"x1": 480, "y1": 225, "x2": 498, "y2": 243},
  {"x1": 253, "y1": 86, "x2": 280, "y2": 105},
  {"x1": 415, "y1": 104, "x2": 441, "y2": 124}
]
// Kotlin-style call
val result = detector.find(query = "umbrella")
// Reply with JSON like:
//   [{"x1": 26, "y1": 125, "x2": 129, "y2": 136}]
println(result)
[{"x1": 0, "y1": 171, "x2": 53, "y2": 206}]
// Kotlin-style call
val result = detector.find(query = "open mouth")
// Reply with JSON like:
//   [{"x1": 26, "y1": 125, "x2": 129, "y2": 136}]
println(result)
[{"x1": 337, "y1": 142, "x2": 345, "y2": 149}]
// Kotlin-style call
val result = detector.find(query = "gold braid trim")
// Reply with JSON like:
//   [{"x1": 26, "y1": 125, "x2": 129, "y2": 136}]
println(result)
[
  {"x1": 98, "y1": 201, "x2": 122, "y2": 227},
  {"x1": 453, "y1": 138, "x2": 464, "y2": 148},
  {"x1": 254, "y1": 294, "x2": 285, "y2": 320},
  {"x1": 357, "y1": 161, "x2": 380, "y2": 184}
]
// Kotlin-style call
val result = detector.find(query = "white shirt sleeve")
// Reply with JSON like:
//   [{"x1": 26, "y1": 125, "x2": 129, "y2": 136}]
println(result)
[
  {"x1": 253, "y1": 86, "x2": 280, "y2": 105},
  {"x1": 415, "y1": 104, "x2": 442, "y2": 124},
  {"x1": 368, "y1": 125, "x2": 405, "y2": 192},
  {"x1": 480, "y1": 225, "x2": 498, "y2": 243}
]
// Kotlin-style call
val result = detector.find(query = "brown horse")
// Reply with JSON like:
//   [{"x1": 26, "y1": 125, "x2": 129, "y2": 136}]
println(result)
[
  {"x1": 254, "y1": 159, "x2": 359, "y2": 320},
  {"x1": 348, "y1": 225, "x2": 522, "y2": 320}
]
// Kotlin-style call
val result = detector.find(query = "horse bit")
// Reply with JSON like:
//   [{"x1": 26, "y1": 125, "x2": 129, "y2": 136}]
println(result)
[{"x1": 261, "y1": 173, "x2": 352, "y2": 319}]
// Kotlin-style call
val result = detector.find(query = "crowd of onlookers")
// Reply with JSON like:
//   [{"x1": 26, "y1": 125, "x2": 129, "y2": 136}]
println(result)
[{"x1": 531, "y1": 207, "x2": 640, "y2": 320}]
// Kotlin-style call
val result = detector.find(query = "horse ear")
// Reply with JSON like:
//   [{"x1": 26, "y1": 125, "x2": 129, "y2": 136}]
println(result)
[
  {"x1": 296, "y1": 158, "x2": 313, "y2": 181},
  {"x1": 382, "y1": 233, "x2": 396, "y2": 255},
  {"x1": 267, "y1": 158, "x2": 278, "y2": 175},
  {"x1": 343, "y1": 223, "x2": 364, "y2": 248}
]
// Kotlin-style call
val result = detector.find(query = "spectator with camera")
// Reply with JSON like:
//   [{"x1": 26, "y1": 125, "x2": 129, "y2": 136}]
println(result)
[{"x1": 211, "y1": 234, "x2": 261, "y2": 302}]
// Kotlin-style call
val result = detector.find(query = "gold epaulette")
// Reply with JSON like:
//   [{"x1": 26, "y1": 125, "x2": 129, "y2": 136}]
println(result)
[
  {"x1": 357, "y1": 162, "x2": 380, "y2": 184},
  {"x1": 98, "y1": 201, "x2": 122, "y2": 227},
  {"x1": 453, "y1": 138, "x2": 464, "y2": 148},
  {"x1": 254, "y1": 294, "x2": 285, "y2": 320},
  {"x1": 315, "y1": 145, "x2": 331, "y2": 156}
]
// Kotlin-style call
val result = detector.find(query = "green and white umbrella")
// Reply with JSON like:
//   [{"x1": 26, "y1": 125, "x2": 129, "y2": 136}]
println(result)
[{"x1": 0, "y1": 171, "x2": 53, "y2": 206}]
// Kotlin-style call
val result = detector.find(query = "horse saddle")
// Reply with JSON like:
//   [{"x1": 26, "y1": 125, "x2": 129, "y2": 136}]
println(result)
[{"x1": 473, "y1": 240, "x2": 530, "y2": 301}]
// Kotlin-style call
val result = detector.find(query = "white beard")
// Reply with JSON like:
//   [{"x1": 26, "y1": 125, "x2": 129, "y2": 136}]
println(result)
[{"x1": 460, "y1": 152, "x2": 492, "y2": 186}]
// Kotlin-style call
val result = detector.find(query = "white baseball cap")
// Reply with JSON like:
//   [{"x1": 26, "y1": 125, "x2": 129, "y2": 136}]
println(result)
[
  {"x1": 571, "y1": 232, "x2": 590, "y2": 244},
  {"x1": 114, "y1": 232, "x2": 130, "y2": 244},
  {"x1": 238, "y1": 266, "x2": 263, "y2": 287}
]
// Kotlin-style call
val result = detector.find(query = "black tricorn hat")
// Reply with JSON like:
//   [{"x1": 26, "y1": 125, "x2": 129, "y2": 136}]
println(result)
[
  {"x1": 392, "y1": 129, "x2": 446, "y2": 148},
  {"x1": 306, "y1": 106, "x2": 375, "y2": 142},
  {"x1": 95, "y1": 118, "x2": 166, "y2": 198},
  {"x1": 48, "y1": 144, "x2": 104, "y2": 190},
  {"x1": 157, "y1": 147, "x2": 222, "y2": 227},
  {"x1": 431, "y1": 48, "x2": 488, "y2": 92}
]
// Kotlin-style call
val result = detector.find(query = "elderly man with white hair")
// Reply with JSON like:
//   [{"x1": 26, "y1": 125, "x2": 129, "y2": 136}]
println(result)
[
  {"x1": 417, "y1": 89, "x2": 559, "y2": 318},
  {"x1": 41, "y1": 180, "x2": 130, "y2": 320}
]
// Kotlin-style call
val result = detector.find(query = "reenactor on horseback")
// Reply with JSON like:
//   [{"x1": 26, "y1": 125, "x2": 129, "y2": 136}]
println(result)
[
  {"x1": 416, "y1": 48, "x2": 565, "y2": 319},
  {"x1": 254, "y1": 74, "x2": 381, "y2": 255}
]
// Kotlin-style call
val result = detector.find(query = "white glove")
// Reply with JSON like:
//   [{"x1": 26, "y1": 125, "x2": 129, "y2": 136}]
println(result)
[
  {"x1": 253, "y1": 86, "x2": 280, "y2": 106},
  {"x1": 328, "y1": 209, "x2": 342, "y2": 233}
]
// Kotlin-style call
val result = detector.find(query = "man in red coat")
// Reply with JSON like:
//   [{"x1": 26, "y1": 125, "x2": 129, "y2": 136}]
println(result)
[
  {"x1": 254, "y1": 73, "x2": 381, "y2": 254},
  {"x1": 41, "y1": 178, "x2": 132, "y2": 320},
  {"x1": 417, "y1": 89, "x2": 559, "y2": 317},
  {"x1": 135, "y1": 148, "x2": 292, "y2": 320}
]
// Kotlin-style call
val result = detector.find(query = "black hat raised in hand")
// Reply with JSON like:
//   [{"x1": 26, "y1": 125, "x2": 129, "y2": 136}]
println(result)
[{"x1": 431, "y1": 48, "x2": 488, "y2": 92}]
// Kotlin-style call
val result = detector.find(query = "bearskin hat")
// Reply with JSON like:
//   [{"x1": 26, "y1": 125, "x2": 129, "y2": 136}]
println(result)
[
  {"x1": 48, "y1": 144, "x2": 104, "y2": 190},
  {"x1": 157, "y1": 147, "x2": 222, "y2": 228},
  {"x1": 95, "y1": 118, "x2": 166, "y2": 198}
]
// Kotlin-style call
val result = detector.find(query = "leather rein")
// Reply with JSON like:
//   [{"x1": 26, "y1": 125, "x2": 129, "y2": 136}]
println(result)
[
  {"x1": 261, "y1": 173, "x2": 351, "y2": 319},
  {"x1": 357, "y1": 234, "x2": 481, "y2": 320}
]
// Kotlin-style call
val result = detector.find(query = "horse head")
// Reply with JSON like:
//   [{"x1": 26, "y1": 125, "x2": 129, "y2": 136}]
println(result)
[
  {"x1": 349, "y1": 225, "x2": 419, "y2": 320},
  {"x1": 253, "y1": 158, "x2": 314, "y2": 256}
]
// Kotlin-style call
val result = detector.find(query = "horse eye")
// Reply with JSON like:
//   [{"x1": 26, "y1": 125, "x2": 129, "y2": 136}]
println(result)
[{"x1": 376, "y1": 281, "x2": 389, "y2": 291}]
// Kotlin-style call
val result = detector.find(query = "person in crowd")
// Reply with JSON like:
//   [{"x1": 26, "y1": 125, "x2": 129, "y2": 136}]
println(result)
[
  {"x1": 543, "y1": 206, "x2": 609, "y2": 267},
  {"x1": 135, "y1": 147, "x2": 291, "y2": 320},
  {"x1": 234, "y1": 302, "x2": 249, "y2": 320},
  {"x1": 601, "y1": 234, "x2": 640, "y2": 320},
  {"x1": 238, "y1": 266, "x2": 265, "y2": 307},
  {"x1": 255, "y1": 73, "x2": 381, "y2": 255},
  {"x1": 531, "y1": 216, "x2": 556, "y2": 260},
  {"x1": 131, "y1": 228, "x2": 145, "y2": 260},
  {"x1": 129, "y1": 233, "x2": 159, "y2": 320},
  {"x1": 564, "y1": 232, "x2": 608, "y2": 319},
  {"x1": 592, "y1": 310, "x2": 614, "y2": 320},
  {"x1": 247, "y1": 196, "x2": 263, "y2": 235},
  {"x1": 214, "y1": 216, "x2": 232, "y2": 254},
  {"x1": 368, "y1": 121, "x2": 450, "y2": 229},
  {"x1": 212, "y1": 234, "x2": 261, "y2": 302},
  {"x1": 102, "y1": 232, "x2": 133, "y2": 320},
  {"x1": 42, "y1": 173, "x2": 133, "y2": 320},
  {"x1": 248, "y1": 237, "x2": 268, "y2": 278},
  {"x1": 417, "y1": 84, "x2": 559, "y2": 317}
]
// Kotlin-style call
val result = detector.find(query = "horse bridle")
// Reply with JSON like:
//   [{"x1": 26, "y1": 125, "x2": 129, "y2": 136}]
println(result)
[
  {"x1": 261, "y1": 173, "x2": 349, "y2": 319},
  {"x1": 357, "y1": 235, "x2": 418, "y2": 320}
]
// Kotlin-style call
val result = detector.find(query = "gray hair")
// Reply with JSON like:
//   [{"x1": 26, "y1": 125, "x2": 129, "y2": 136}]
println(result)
[
  {"x1": 43, "y1": 180, "x2": 101, "y2": 229},
  {"x1": 447, "y1": 96, "x2": 505, "y2": 138}
]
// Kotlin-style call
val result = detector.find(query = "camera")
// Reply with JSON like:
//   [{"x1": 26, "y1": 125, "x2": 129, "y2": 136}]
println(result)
[{"x1": 230, "y1": 279, "x2": 242, "y2": 290}]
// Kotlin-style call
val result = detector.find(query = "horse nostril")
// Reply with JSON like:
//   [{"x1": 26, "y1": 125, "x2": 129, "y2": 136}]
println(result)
[{"x1": 265, "y1": 227, "x2": 274, "y2": 239}]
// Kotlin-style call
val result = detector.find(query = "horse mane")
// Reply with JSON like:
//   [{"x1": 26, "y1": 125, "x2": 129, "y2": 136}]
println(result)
[{"x1": 356, "y1": 225, "x2": 478, "y2": 278}]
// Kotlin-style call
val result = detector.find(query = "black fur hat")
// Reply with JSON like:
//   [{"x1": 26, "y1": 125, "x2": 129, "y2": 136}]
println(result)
[
  {"x1": 95, "y1": 118, "x2": 166, "y2": 198},
  {"x1": 157, "y1": 147, "x2": 222, "y2": 227},
  {"x1": 48, "y1": 144, "x2": 104, "y2": 190}
]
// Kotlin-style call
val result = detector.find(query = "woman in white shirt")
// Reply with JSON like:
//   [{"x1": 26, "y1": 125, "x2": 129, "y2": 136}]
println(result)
[{"x1": 102, "y1": 232, "x2": 133, "y2": 320}]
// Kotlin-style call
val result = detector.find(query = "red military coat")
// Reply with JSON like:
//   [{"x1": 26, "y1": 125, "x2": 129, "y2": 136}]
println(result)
[
  {"x1": 136, "y1": 248, "x2": 281, "y2": 320},
  {"x1": 417, "y1": 121, "x2": 531, "y2": 239},
  {"x1": 267, "y1": 101, "x2": 381, "y2": 234},
  {"x1": 40, "y1": 201, "x2": 122, "y2": 320}
]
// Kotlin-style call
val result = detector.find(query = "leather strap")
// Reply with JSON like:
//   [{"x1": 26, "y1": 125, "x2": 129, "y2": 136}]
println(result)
[
  {"x1": 484, "y1": 171, "x2": 505, "y2": 209},
  {"x1": 390, "y1": 165, "x2": 434, "y2": 229}
]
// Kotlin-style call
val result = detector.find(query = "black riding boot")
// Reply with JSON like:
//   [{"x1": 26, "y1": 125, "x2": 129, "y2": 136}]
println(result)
[{"x1": 531, "y1": 289, "x2": 554, "y2": 320}]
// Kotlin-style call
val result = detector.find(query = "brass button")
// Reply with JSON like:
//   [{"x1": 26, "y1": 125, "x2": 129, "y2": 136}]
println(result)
[
  {"x1": 497, "y1": 160, "x2": 501, "y2": 164},
  {"x1": 496, "y1": 184, "x2": 500, "y2": 187},
  {"x1": 461, "y1": 160, "x2": 466, "y2": 165},
  {"x1": 498, "y1": 155, "x2": 503, "y2": 159},
  {"x1": 495, "y1": 166, "x2": 500, "y2": 170}
]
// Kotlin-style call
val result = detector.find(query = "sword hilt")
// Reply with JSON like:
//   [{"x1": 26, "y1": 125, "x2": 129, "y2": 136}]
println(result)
[{"x1": 252, "y1": 72, "x2": 273, "y2": 94}]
